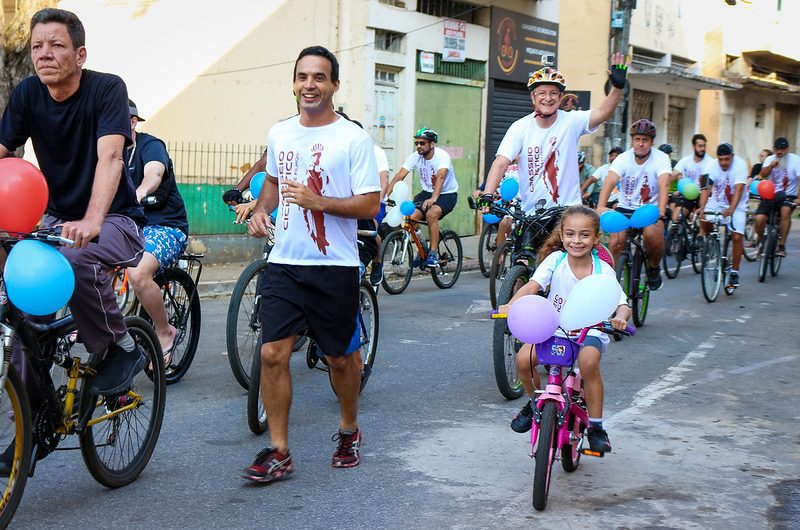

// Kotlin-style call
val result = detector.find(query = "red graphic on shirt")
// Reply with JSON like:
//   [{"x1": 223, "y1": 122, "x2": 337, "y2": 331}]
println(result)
[
  {"x1": 724, "y1": 181, "x2": 732, "y2": 205},
  {"x1": 303, "y1": 145, "x2": 330, "y2": 254},
  {"x1": 640, "y1": 175, "x2": 651, "y2": 204},
  {"x1": 782, "y1": 175, "x2": 788, "y2": 192},
  {"x1": 542, "y1": 137, "x2": 560, "y2": 202}
]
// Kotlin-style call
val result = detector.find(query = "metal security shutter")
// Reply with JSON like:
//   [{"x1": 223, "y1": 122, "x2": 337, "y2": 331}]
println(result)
[
  {"x1": 486, "y1": 79, "x2": 531, "y2": 172},
  {"x1": 631, "y1": 89, "x2": 656, "y2": 123}
]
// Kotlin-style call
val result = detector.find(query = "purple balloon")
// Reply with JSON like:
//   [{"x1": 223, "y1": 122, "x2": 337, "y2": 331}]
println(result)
[{"x1": 507, "y1": 295, "x2": 560, "y2": 344}]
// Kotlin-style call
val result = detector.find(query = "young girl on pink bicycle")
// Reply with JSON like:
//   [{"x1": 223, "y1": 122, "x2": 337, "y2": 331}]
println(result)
[{"x1": 498, "y1": 205, "x2": 630, "y2": 453}]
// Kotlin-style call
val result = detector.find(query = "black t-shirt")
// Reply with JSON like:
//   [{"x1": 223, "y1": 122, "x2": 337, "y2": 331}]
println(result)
[
  {"x1": 127, "y1": 133, "x2": 189, "y2": 234},
  {"x1": 0, "y1": 69, "x2": 145, "y2": 224}
]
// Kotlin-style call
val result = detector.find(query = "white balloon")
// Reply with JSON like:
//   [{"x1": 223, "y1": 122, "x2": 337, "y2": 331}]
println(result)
[
  {"x1": 384, "y1": 205, "x2": 404, "y2": 227},
  {"x1": 559, "y1": 274, "x2": 623, "y2": 331},
  {"x1": 390, "y1": 181, "x2": 410, "y2": 202}
]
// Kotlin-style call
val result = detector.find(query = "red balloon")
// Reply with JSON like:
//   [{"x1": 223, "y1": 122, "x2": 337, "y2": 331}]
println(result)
[
  {"x1": 0, "y1": 158, "x2": 48, "y2": 233},
  {"x1": 757, "y1": 180, "x2": 775, "y2": 200}
]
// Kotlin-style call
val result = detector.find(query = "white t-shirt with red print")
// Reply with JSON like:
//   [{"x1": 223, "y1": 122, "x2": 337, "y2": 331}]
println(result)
[
  {"x1": 609, "y1": 148, "x2": 673, "y2": 210},
  {"x1": 674, "y1": 154, "x2": 715, "y2": 186},
  {"x1": 706, "y1": 155, "x2": 749, "y2": 212},
  {"x1": 495, "y1": 109, "x2": 598, "y2": 212},
  {"x1": 401, "y1": 147, "x2": 458, "y2": 194},
  {"x1": 265, "y1": 115, "x2": 381, "y2": 266},
  {"x1": 763, "y1": 153, "x2": 800, "y2": 197}
]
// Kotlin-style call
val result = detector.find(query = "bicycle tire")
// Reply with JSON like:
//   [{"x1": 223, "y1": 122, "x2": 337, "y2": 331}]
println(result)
[
  {"x1": 758, "y1": 227, "x2": 772, "y2": 282},
  {"x1": 478, "y1": 223, "x2": 498, "y2": 278},
  {"x1": 80, "y1": 316, "x2": 166, "y2": 488},
  {"x1": 431, "y1": 230, "x2": 463, "y2": 289},
  {"x1": 631, "y1": 248, "x2": 650, "y2": 327},
  {"x1": 492, "y1": 264, "x2": 528, "y2": 400},
  {"x1": 701, "y1": 235, "x2": 722, "y2": 302},
  {"x1": 356, "y1": 279, "x2": 379, "y2": 393},
  {"x1": 743, "y1": 214, "x2": 758, "y2": 262},
  {"x1": 0, "y1": 367, "x2": 32, "y2": 530},
  {"x1": 226, "y1": 259, "x2": 267, "y2": 389},
  {"x1": 112, "y1": 269, "x2": 135, "y2": 316},
  {"x1": 691, "y1": 233, "x2": 703, "y2": 274},
  {"x1": 246, "y1": 354, "x2": 268, "y2": 434},
  {"x1": 532, "y1": 401, "x2": 558, "y2": 511},
  {"x1": 380, "y1": 231, "x2": 413, "y2": 295},
  {"x1": 139, "y1": 268, "x2": 201, "y2": 385},
  {"x1": 488, "y1": 241, "x2": 511, "y2": 309},
  {"x1": 770, "y1": 231, "x2": 782, "y2": 277},
  {"x1": 662, "y1": 222, "x2": 683, "y2": 279},
  {"x1": 723, "y1": 235, "x2": 736, "y2": 296},
  {"x1": 560, "y1": 411, "x2": 583, "y2": 473}
]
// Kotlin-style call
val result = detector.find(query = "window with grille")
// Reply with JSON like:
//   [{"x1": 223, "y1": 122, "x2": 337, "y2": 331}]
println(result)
[
  {"x1": 375, "y1": 29, "x2": 403, "y2": 53},
  {"x1": 378, "y1": 0, "x2": 406, "y2": 7},
  {"x1": 375, "y1": 69, "x2": 399, "y2": 86},
  {"x1": 416, "y1": 0, "x2": 487, "y2": 25},
  {"x1": 416, "y1": 51, "x2": 484, "y2": 81},
  {"x1": 631, "y1": 90, "x2": 656, "y2": 122}
]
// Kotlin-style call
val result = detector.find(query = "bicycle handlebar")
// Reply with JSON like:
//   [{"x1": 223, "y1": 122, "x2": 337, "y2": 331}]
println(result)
[{"x1": 489, "y1": 311, "x2": 636, "y2": 338}]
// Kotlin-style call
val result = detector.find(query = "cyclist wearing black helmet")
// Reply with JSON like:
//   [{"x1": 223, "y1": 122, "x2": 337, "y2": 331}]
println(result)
[
  {"x1": 756, "y1": 137, "x2": 799, "y2": 256},
  {"x1": 481, "y1": 52, "x2": 630, "y2": 217},
  {"x1": 597, "y1": 118, "x2": 673, "y2": 290},
  {"x1": 386, "y1": 127, "x2": 458, "y2": 266}
]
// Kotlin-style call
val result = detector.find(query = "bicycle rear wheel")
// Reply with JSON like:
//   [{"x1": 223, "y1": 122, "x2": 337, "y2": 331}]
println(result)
[
  {"x1": 112, "y1": 269, "x2": 135, "y2": 316},
  {"x1": 631, "y1": 249, "x2": 650, "y2": 326},
  {"x1": 770, "y1": 231, "x2": 782, "y2": 277},
  {"x1": 80, "y1": 316, "x2": 166, "y2": 488},
  {"x1": 532, "y1": 401, "x2": 558, "y2": 511},
  {"x1": 488, "y1": 241, "x2": 511, "y2": 309},
  {"x1": 758, "y1": 227, "x2": 772, "y2": 282},
  {"x1": 701, "y1": 235, "x2": 722, "y2": 302},
  {"x1": 226, "y1": 260, "x2": 267, "y2": 389},
  {"x1": 723, "y1": 235, "x2": 736, "y2": 296},
  {"x1": 662, "y1": 222, "x2": 683, "y2": 279},
  {"x1": 492, "y1": 264, "x2": 528, "y2": 399},
  {"x1": 743, "y1": 213, "x2": 758, "y2": 262},
  {"x1": 478, "y1": 223, "x2": 498, "y2": 278},
  {"x1": 431, "y1": 230, "x2": 462, "y2": 289},
  {"x1": 246, "y1": 354, "x2": 267, "y2": 434},
  {"x1": 691, "y1": 234, "x2": 704, "y2": 274},
  {"x1": 0, "y1": 367, "x2": 32, "y2": 530},
  {"x1": 380, "y1": 231, "x2": 413, "y2": 295},
  {"x1": 356, "y1": 279, "x2": 379, "y2": 392},
  {"x1": 140, "y1": 268, "x2": 201, "y2": 384}
]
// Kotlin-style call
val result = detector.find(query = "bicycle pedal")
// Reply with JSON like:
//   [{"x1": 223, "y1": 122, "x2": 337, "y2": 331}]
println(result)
[{"x1": 580, "y1": 448, "x2": 605, "y2": 458}]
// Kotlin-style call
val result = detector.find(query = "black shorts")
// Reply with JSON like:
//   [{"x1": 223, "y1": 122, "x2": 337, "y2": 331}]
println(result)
[
  {"x1": 413, "y1": 191, "x2": 458, "y2": 218},
  {"x1": 668, "y1": 193, "x2": 698, "y2": 210},
  {"x1": 756, "y1": 195, "x2": 797, "y2": 215},
  {"x1": 615, "y1": 207, "x2": 635, "y2": 219},
  {"x1": 260, "y1": 263, "x2": 359, "y2": 357}
]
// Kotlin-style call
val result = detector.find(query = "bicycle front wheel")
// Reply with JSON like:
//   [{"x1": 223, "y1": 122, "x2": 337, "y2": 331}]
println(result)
[
  {"x1": 380, "y1": 231, "x2": 413, "y2": 295},
  {"x1": 770, "y1": 231, "x2": 782, "y2": 277},
  {"x1": 723, "y1": 236, "x2": 736, "y2": 296},
  {"x1": 357, "y1": 279, "x2": 379, "y2": 393},
  {"x1": 701, "y1": 236, "x2": 722, "y2": 302},
  {"x1": 478, "y1": 223, "x2": 498, "y2": 278},
  {"x1": 743, "y1": 214, "x2": 758, "y2": 262},
  {"x1": 246, "y1": 354, "x2": 267, "y2": 434},
  {"x1": 631, "y1": 249, "x2": 650, "y2": 326},
  {"x1": 662, "y1": 222, "x2": 683, "y2": 279},
  {"x1": 492, "y1": 264, "x2": 528, "y2": 399},
  {"x1": 0, "y1": 367, "x2": 32, "y2": 530},
  {"x1": 226, "y1": 259, "x2": 267, "y2": 389},
  {"x1": 431, "y1": 230, "x2": 463, "y2": 289},
  {"x1": 691, "y1": 234, "x2": 704, "y2": 274},
  {"x1": 532, "y1": 401, "x2": 558, "y2": 511},
  {"x1": 80, "y1": 316, "x2": 166, "y2": 488}
]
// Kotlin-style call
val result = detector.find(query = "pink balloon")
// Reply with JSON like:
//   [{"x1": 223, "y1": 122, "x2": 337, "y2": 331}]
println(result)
[{"x1": 507, "y1": 295, "x2": 559, "y2": 344}]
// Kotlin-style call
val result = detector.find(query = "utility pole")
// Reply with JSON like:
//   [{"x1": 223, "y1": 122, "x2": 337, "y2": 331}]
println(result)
[{"x1": 604, "y1": 0, "x2": 635, "y2": 156}]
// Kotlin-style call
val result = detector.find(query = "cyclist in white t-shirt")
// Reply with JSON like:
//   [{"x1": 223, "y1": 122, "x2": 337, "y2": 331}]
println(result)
[
  {"x1": 580, "y1": 146, "x2": 623, "y2": 208},
  {"x1": 670, "y1": 133, "x2": 714, "y2": 223},
  {"x1": 386, "y1": 128, "x2": 458, "y2": 266},
  {"x1": 480, "y1": 52, "x2": 630, "y2": 218},
  {"x1": 756, "y1": 137, "x2": 800, "y2": 257},
  {"x1": 597, "y1": 119, "x2": 672, "y2": 290},
  {"x1": 698, "y1": 143, "x2": 748, "y2": 287},
  {"x1": 243, "y1": 46, "x2": 381, "y2": 483}
]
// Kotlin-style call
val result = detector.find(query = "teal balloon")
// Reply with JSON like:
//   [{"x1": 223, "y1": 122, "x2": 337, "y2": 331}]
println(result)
[
  {"x1": 5, "y1": 240, "x2": 75, "y2": 316},
  {"x1": 483, "y1": 213, "x2": 501, "y2": 225},
  {"x1": 250, "y1": 171, "x2": 267, "y2": 198},
  {"x1": 630, "y1": 203, "x2": 660, "y2": 228},
  {"x1": 400, "y1": 200, "x2": 416, "y2": 216},
  {"x1": 499, "y1": 178, "x2": 519, "y2": 201},
  {"x1": 749, "y1": 181, "x2": 759, "y2": 196},
  {"x1": 682, "y1": 182, "x2": 700, "y2": 200},
  {"x1": 599, "y1": 210, "x2": 630, "y2": 233}
]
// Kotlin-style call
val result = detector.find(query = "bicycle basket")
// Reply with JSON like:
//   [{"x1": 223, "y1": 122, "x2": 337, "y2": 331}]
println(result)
[{"x1": 535, "y1": 335, "x2": 579, "y2": 366}]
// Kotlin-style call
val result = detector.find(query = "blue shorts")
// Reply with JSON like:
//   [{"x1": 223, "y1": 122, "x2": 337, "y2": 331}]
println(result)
[
  {"x1": 581, "y1": 336, "x2": 606, "y2": 354},
  {"x1": 143, "y1": 225, "x2": 188, "y2": 274}
]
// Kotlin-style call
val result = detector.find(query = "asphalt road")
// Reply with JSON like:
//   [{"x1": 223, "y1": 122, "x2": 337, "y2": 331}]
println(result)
[{"x1": 12, "y1": 251, "x2": 800, "y2": 529}]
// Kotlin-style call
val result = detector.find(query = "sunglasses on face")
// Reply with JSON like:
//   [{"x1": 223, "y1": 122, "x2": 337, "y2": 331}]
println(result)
[{"x1": 415, "y1": 141, "x2": 428, "y2": 146}]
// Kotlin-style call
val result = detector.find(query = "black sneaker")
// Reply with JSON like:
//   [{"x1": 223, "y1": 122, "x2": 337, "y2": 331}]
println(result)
[
  {"x1": 511, "y1": 400, "x2": 534, "y2": 433},
  {"x1": 369, "y1": 262, "x2": 383, "y2": 286},
  {"x1": 242, "y1": 447, "x2": 294, "y2": 483},
  {"x1": 728, "y1": 271, "x2": 739, "y2": 287},
  {"x1": 646, "y1": 266, "x2": 663, "y2": 291},
  {"x1": 586, "y1": 426, "x2": 612, "y2": 453},
  {"x1": 332, "y1": 428, "x2": 363, "y2": 468},
  {"x1": 89, "y1": 344, "x2": 147, "y2": 395}
]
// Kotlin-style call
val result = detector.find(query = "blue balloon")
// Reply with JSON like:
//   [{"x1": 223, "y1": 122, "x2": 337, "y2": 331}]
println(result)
[
  {"x1": 749, "y1": 180, "x2": 759, "y2": 197},
  {"x1": 5, "y1": 240, "x2": 75, "y2": 316},
  {"x1": 400, "y1": 200, "x2": 417, "y2": 216},
  {"x1": 630, "y1": 203, "x2": 660, "y2": 228},
  {"x1": 250, "y1": 171, "x2": 267, "y2": 199},
  {"x1": 599, "y1": 210, "x2": 630, "y2": 233},
  {"x1": 677, "y1": 178, "x2": 691, "y2": 194},
  {"x1": 483, "y1": 213, "x2": 501, "y2": 225},
  {"x1": 499, "y1": 178, "x2": 519, "y2": 202}
]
